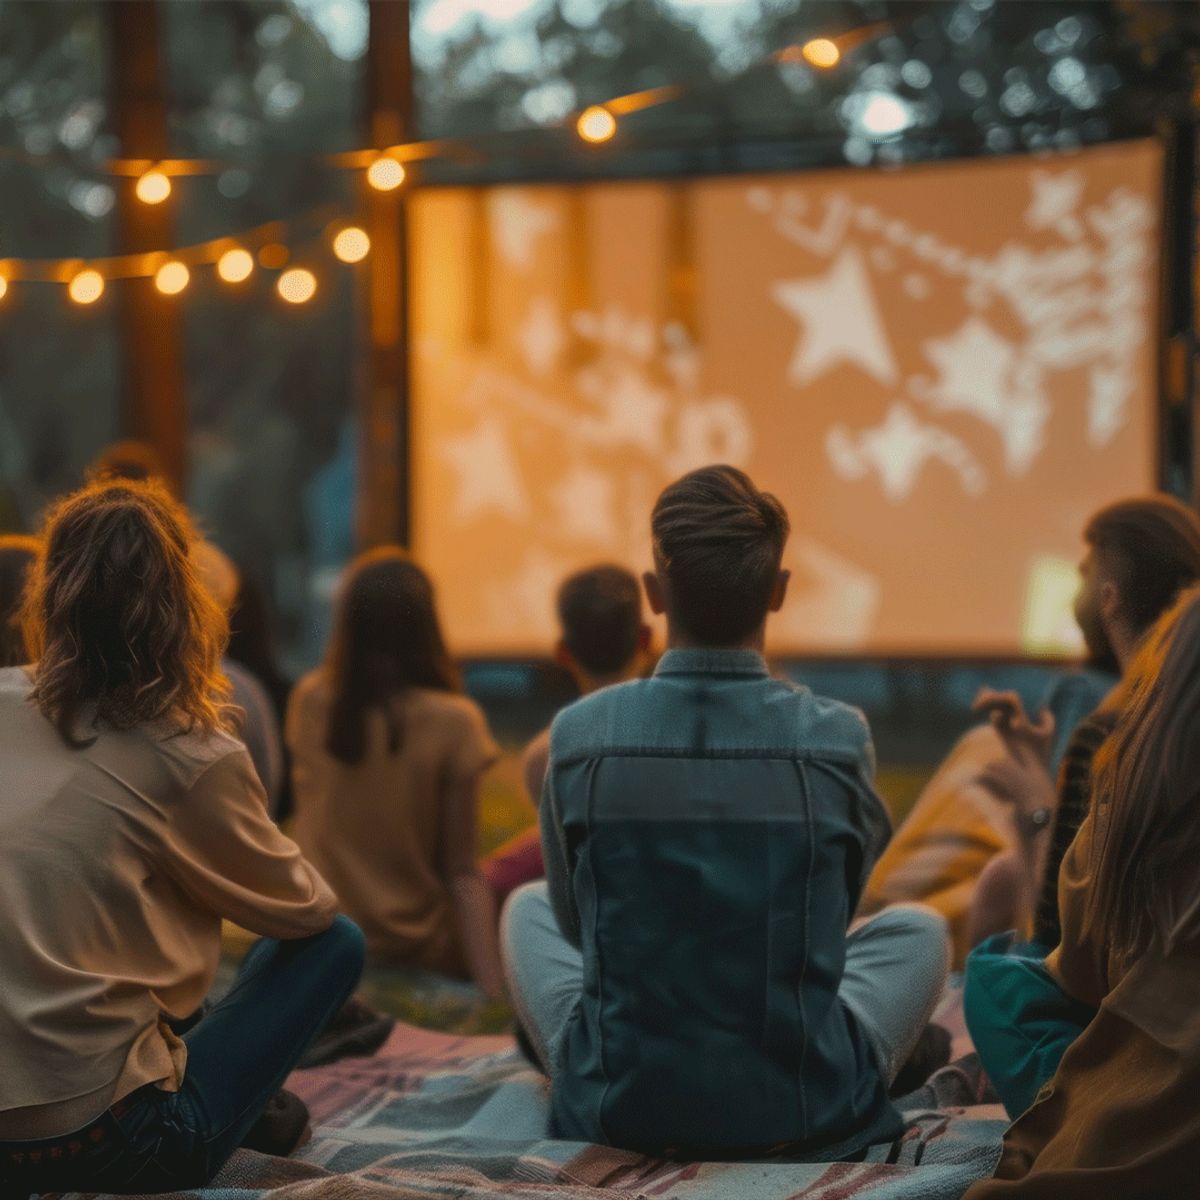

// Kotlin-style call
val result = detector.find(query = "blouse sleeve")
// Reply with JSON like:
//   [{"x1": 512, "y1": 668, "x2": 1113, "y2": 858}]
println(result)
[
  {"x1": 1045, "y1": 809, "x2": 1109, "y2": 1008},
  {"x1": 157, "y1": 748, "x2": 338, "y2": 939},
  {"x1": 447, "y1": 699, "x2": 501, "y2": 781}
]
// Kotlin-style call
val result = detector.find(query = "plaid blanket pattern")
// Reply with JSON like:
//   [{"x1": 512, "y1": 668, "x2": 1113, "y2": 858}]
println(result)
[{"x1": 61, "y1": 988, "x2": 1004, "y2": 1200}]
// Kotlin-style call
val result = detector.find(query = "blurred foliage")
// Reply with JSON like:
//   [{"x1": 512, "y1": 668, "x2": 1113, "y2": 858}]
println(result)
[{"x1": 0, "y1": 0, "x2": 1197, "y2": 664}]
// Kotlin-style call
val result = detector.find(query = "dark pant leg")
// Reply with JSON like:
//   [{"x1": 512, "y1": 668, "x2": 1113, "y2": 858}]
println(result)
[
  {"x1": 0, "y1": 917, "x2": 364, "y2": 1197},
  {"x1": 178, "y1": 914, "x2": 365, "y2": 1175}
]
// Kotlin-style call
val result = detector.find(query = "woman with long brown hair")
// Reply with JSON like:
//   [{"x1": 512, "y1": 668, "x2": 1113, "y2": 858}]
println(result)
[
  {"x1": 288, "y1": 548, "x2": 504, "y2": 998},
  {"x1": 967, "y1": 584, "x2": 1200, "y2": 1197},
  {"x1": 0, "y1": 479, "x2": 362, "y2": 1198}
]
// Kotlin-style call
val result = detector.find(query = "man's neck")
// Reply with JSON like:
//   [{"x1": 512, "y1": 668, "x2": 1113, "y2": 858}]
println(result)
[
  {"x1": 665, "y1": 624, "x2": 766, "y2": 655},
  {"x1": 1112, "y1": 621, "x2": 1140, "y2": 675}
]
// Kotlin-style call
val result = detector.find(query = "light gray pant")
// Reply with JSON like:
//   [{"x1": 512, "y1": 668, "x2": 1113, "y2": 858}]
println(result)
[{"x1": 501, "y1": 882, "x2": 950, "y2": 1085}]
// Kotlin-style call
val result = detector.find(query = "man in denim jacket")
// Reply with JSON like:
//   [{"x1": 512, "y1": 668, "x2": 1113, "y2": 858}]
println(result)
[{"x1": 502, "y1": 466, "x2": 948, "y2": 1159}]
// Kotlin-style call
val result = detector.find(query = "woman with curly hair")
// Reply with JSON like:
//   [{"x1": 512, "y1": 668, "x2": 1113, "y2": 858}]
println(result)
[{"x1": 0, "y1": 479, "x2": 362, "y2": 1197}]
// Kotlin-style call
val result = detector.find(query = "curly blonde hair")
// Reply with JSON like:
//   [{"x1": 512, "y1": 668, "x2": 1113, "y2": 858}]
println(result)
[{"x1": 22, "y1": 478, "x2": 231, "y2": 744}]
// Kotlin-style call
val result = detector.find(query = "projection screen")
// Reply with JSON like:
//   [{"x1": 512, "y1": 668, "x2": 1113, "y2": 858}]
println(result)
[{"x1": 410, "y1": 139, "x2": 1161, "y2": 656}]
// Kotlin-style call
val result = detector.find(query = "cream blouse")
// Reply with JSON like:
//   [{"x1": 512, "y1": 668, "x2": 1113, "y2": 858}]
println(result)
[{"x1": 0, "y1": 667, "x2": 337, "y2": 1139}]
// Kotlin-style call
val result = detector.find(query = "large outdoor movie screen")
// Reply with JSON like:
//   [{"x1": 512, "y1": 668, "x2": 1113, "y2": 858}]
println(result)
[{"x1": 410, "y1": 139, "x2": 1160, "y2": 656}]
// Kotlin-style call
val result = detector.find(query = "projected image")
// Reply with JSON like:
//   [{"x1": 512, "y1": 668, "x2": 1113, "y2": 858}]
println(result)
[{"x1": 410, "y1": 140, "x2": 1160, "y2": 655}]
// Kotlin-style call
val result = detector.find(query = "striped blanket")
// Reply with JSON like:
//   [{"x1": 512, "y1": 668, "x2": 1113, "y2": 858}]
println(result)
[{"x1": 70, "y1": 990, "x2": 1005, "y2": 1200}]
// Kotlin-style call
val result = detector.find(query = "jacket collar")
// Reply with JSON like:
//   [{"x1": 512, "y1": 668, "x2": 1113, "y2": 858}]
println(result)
[{"x1": 653, "y1": 647, "x2": 770, "y2": 678}]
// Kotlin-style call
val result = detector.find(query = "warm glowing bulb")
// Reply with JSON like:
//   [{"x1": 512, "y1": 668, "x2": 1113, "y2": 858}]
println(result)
[
  {"x1": 0, "y1": 277, "x2": 8, "y2": 302},
  {"x1": 801, "y1": 38, "x2": 841, "y2": 69},
  {"x1": 366, "y1": 157, "x2": 406, "y2": 191},
  {"x1": 217, "y1": 247, "x2": 254, "y2": 283},
  {"x1": 277, "y1": 268, "x2": 317, "y2": 304},
  {"x1": 68, "y1": 269, "x2": 105, "y2": 305},
  {"x1": 576, "y1": 105, "x2": 617, "y2": 144},
  {"x1": 155, "y1": 261, "x2": 190, "y2": 295},
  {"x1": 135, "y1": 170, "x2": 172, "y2": 204},
  {"x1": 332, "y1": 226, "x2": 371, "y2": 263}
]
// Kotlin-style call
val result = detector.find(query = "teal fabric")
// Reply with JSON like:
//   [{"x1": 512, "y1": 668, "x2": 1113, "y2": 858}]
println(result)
[
  {"x1": 963, "y1": 931, "x2": 1096, "y2": 1119},
  {"x1": 539, "y1": 648, "x2": 899, "y2": 1159}
]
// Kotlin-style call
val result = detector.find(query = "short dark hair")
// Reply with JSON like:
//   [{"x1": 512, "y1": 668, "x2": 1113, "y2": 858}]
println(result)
[
  {"x1": 651, "y1": 465, "x2": 789, "y2": 646},
  {"x1": 1086, "y1": 495, "x2": 1200, "y2": 638},
  {"x1": 557, "y1": 564, "x2": 643, "y2": 676}
]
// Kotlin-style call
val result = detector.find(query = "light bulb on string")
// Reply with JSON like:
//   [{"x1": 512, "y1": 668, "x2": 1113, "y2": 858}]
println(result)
[
  {"x1": 277, "y1": 268, "x2": 317, "y2": 304},
  {"x1": 135, "y1": 170, "x2": 172, "y2": 205},
  {"x1": 155, "y1": 260, "x2": 190, "y2": 295},
  {"x1": 217, "y1": 247, "x2": 254, "y2": 283},
  {"x1": 366, "y1": 156, "x2": 405, "y2": 191},
  {"x1": 0, "y1": 277, "x2": 8, "y2": 302},
  {"x1": 68, "y1": 269, "x2": 105, "y2": 305},
  {"x1": 332, "y1": 226, "x2": 370, "y2": 263},
  {"x1": 576, "y1": 106, "x2": 617, "y2": 144},
  {"x1": 801, "y1": 38, "x2": 841, "y2": 68}
]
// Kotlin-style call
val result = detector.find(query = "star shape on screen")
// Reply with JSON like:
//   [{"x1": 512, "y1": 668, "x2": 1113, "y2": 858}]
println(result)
[
  {"x1": 517, "y1": 298, "x2": 565, "y2": 376},
  {"x1": 921, "y1": 317, "x2": 1047, "y2": 473},
  {"x1": 772, "y1": 245, "x2": 898, "y2": 388},
  {"x1": 772, "y1": 536, "x2": 880, "y2": 651},
  {"x1": 827, "y1": 402, "x2": 986, "y2": 501},
  {"x1": 551, "y1": 464, "x2": 620, "y2": 544},
  {"x1": 666, "y1": 399, "x2": 754, "y2": 475},
  {"x1": 923, "y1": 317, "x2": 1015, "y2": 424},
  {"x1": 439, "y1": 416, "x2": 528, "y2": 523},
  {"x1": 488, "y1": 190, "x2": 558, "y2": 269},
  {"x1": 578, "y1": 362, "x2": 669, "y2": 455},
  {"x1": 1025, "y1": 169, "x2": 1084, "y2": 238}
]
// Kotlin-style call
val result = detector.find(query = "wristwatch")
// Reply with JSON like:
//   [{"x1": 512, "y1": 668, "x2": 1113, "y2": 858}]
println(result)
[{"x1": 1020, "y1": 806, "x2": 1053, "y2": 837}]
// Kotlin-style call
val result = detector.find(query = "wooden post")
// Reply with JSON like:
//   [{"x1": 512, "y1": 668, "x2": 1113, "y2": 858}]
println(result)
[
  {"x1": 360, "y1": 0, "x2": 414, "y2": 548},
  {"x1": 108, "y1": 0, "x2": 186, "y2": 492}
]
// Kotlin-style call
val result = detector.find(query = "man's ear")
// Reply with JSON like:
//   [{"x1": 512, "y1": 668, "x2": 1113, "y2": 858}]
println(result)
[
  {"x1": 768, "y1": 569, "x2": 790, "y2": 613},
  {"x1": 643, "y1": 571, "x2": 667, "y2": 617},
  {"x1": 1099, "y1": 578, "x2": 1120, "y2": 624}
]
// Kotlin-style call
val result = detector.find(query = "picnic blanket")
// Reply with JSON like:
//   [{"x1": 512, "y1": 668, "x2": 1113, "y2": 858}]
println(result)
[{"x1": 67, "y1": 989, "x2": 1006, "y2": 1200}]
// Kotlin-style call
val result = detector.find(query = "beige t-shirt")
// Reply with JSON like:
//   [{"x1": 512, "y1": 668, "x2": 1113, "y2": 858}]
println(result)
[
  {"x1": 286, "y1": 672, "x2": 500, "y2": 974},
  {"x1": 0, "y1": 667, "x2": 337, "y2": 1140}
]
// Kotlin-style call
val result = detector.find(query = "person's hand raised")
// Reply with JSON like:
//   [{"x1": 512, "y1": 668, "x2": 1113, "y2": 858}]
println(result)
[{"x1": 971, "y1": 687, "x2": 1056, "y2": 766}]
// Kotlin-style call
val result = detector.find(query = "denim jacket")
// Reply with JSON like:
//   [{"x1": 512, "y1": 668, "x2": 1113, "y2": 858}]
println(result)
[{"x1": 539, "y1": 647, "x2": 900, "y2": 1158}]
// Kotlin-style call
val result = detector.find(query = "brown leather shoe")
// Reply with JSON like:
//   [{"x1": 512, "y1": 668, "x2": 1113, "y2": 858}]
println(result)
[{"x1": 241, "y1": 1089, "x2": 312, "y2": 1156}]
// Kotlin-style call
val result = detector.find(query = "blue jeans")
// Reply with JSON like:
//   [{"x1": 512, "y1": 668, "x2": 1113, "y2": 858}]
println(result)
[
  {"x1": 502, "y1": 883, "x2": 949, "y2": 1089},
  {"x1": 0, "y1": 915, "x2": 364, "y2": 1197}
]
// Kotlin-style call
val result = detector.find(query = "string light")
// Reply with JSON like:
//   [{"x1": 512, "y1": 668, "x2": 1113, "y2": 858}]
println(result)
[
  {"x1": 277, "y1": 267, "x2": 317, "y2": 304},
  {"x1": 155, "y1": 260, "x2": 190, "y2": 295},
  {"x1": 69, "y1": 269, "x2": 105, "y2": 305},
  {"x1": 135, "y1": 169, "x2": 172, "y2": 205},
  {"x1": 332, "y1": 226, "x2": 370, "y2": 263},
  {"x1": 366, "y1": 156, "x2": 406, "y2": 191},
  {"x1": 0, "y1": 277, "x2": 7, "y2": 302},
  {"x1": 576, "y1": 106, "x2": 617, "y2": 144},
  {"x1": 802, "y1": 38, "x2": 842, "y2": 69},
  {"x1": 217, "y1": 247, "x2": 254, "y2": 283}
]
